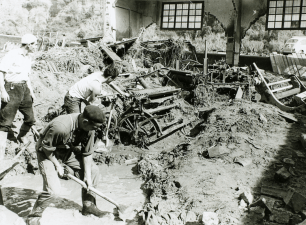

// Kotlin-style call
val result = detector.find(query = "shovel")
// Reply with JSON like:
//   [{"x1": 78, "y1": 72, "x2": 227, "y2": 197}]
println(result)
[
  {"x1": 65, "y1": 172, "x2": 133, "y2": 221},
  {"x1": 0, "y1": 141, "x2": 31, "y2": 181},
  {"x1": 105, "y1": 98, "x2": 116, "y2": 148}
]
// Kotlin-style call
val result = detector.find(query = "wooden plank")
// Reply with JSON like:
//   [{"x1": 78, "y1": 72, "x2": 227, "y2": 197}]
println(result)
[
  {"x1": 271, "y1": 85, "x2": 293, "y2": 93},
  {"x1": 99, "y1": 44, "x2": 122, "y2": 62},
  {"x1": 300, "y1": 54, "x2": 306, "y2": 67},
  {"x1": 268, "y1": 79, "x2": 291, "y2": 86},
  {"x1": 287, "y1": 56, "x2": 296, "y2": 74},
  {"x1": 282, "y1": 55, "x2": 290, "y2": 73},
  {"x1": 273, "y1": 54, "x2": 282, "y2": 74},
  {"x1": 270, "y1": 54, "x2": 278, "y2": 73},
  {"x1": 283, "y1": 55, "x2": 292, "y2": 74},
  {"x1": 294, "y1": 58, "x2": 302, "y2": 76},
  {"x1": 261, "y1": 185, "x2": 287, "y2": 199},
  {"x1": 278, "y1": 111, "x2": 298, "y2": 122},
  {"x1": 278, "y1": 55, "x2": 286, "y2": 74}
]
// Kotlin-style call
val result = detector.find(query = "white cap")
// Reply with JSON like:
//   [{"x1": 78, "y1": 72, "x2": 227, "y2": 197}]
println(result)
[{"x1": 21, "y1": 34, "x2": 37, "y2": 44}]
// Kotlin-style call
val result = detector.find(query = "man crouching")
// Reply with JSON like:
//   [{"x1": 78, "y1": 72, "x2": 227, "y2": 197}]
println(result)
[{"x1": 28, "y1": 105, "x2": 110, "y2": 222}]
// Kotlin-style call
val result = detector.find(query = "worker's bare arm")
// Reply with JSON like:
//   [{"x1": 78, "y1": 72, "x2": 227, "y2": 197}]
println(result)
[
  {"x1": 42, "y1": 148, "x2": 64, "y2": 177},
  {"x1": 83, "y1": 154, "x2": 93, "y2": 190},
  {"x1": 0, "y1": 71, "x2": 9, "y2": 102},
  {"x1": 87, "y1": 81, "x2": 101, "y2": 104}
]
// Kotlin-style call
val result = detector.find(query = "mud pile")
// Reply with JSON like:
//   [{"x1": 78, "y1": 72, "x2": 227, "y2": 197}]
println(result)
[{"x1": 137, "y1": 99, "x2": 302, "y2": 225}]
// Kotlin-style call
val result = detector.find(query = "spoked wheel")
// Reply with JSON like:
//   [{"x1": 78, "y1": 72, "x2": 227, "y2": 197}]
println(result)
[{"x1": 118, "y1": 112, "x2": 161, "y2": 148}]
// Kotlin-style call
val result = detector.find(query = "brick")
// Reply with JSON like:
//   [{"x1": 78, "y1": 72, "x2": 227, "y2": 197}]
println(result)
[
  {"x1": 291, "y1": 214, "x2": 302, "y2": 225},
  {"x1": 269, "y1": 209, "x2": 291, "y2": 224},
  {"x1": 275, "y1": 167, "x2": 291, "y2": 182},
  {"x1": 261, "y1": 185, "x2": 287, "y2": 199},
  {"x1": 208, "y1": 145, "x2": 230, "y2": 158},
  {"x1": 300, "y1": 133, "x2": 306, "y2": 149},
  {"x1": 284, "y1": 188, "x2": 306, "y2": 213}
]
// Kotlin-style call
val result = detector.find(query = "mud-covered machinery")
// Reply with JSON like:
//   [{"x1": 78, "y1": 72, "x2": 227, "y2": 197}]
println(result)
[
  {"x1": 253, "y1": 63, "x2": 306, "y2": 112},
  {"x1": 165, "y1": 60, "x2": 254, "y2": 107},
  {"x1": 99, "y1": 79, "x2": 195, "y2": 148}
]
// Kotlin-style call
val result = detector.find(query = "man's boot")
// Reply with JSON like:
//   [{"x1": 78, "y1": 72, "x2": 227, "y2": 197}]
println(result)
[
  {"x1": 0, "y1": 131, "x2": 7, "y2": 160},
  {"x1": 16, "y1": 123, "x2": 31, "y2": 145},
  {"x1": 26, "y1": 192, "x2": 54, "y2": 225},
  {"x1": 82, "y1": 188, "x2": 112, "y2": 218}
]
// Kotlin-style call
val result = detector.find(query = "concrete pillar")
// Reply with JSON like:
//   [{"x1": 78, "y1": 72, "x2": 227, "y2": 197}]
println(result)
[
  {"x1": 233, "y1": 0, "x2": 242, "y2": 66},
  {"x1": 103, "y1": 0, "x2": 116, "y2": 41},
  {"x1": 110, "y1": 0, "x2": 117, "y2": 40},
  {"x1": 226, "y1": 0, "x2": 242, "y2": 66}
]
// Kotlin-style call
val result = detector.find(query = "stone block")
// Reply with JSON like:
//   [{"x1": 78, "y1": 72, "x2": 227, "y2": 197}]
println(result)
[
  {"x1": 269, "y1": 209, "x2": 291, "y2": 224},
  {"x1": 201, "y1": 212, "x2": 219, "y2": 225},
  {"x1": 261, "y1": 185, "x2": 287, "y2": 199},
  {"x1": 240, "y1": 191, "x2": 254, "y2": 205},
  {"x1": 186, "y1": 211, "x2": 197, "y2": 222},
  {"x1": 275, "y1": 167, "x2": 291, "y2": 182},
  {"x1": 300, "y1": 133, "x2": 306, "y2": 149},
  {"x1": 284, "y1": 188, "x2": 306, "y2": 213},
  {"x1": 208, "y1": 145, "x2": 230, "y2": 158}
]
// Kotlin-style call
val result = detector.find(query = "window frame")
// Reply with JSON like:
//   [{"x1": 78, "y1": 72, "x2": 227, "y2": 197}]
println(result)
[
  {"x1": 161, "y1": 1, "x2": 204, "y2": 30},
  {"x1": 266, "y1": 0, "x2": 306, "y2": 30}
]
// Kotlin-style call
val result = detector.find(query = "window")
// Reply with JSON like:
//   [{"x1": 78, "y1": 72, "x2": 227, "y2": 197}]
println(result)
[
  {"x1": 161, "y1": 2, "x2": 204, "y2": 30},
  {"x1": 267, "y1": 0, "x2": 306, "y2": 29}
]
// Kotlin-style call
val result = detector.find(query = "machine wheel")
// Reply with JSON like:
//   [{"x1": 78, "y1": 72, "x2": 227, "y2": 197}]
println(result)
[{"x1": 117, "y1": 112, "x2": 161, "y2": 148}]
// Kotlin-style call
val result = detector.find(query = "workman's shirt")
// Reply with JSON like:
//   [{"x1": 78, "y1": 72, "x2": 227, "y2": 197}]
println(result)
[
  {"x1": 0, "y1": 48, "x2": 32, "y2": 82},
  {"x1": 69, "y1": 72, "x2": 104, "y2": 99},
  {"x1": 37, "y1": 113, "x2": 95, "y2": 156}
]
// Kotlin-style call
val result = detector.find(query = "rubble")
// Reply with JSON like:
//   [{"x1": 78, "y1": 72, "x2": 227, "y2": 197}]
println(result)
[
  {"x1": 275, "y1": 167, "x2": 292, "y2": 182},
  {"x1": 201, "y1": 212, "x2": 219, "y2": 225}
]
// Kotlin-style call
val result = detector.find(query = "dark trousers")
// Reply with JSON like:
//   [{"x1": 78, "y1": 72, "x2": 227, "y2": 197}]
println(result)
[
  {"x1": 64, "y1": 92, "x2": 82, "y2": 114},
  {"x1": 36, "y1": 146, "x2": 100, "y2": 196},
  {"x1": 0, "y1": 82, "x2": 35, "y2": 132}
]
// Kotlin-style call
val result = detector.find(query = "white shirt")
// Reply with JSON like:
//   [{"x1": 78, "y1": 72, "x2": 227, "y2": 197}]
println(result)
[
  {"x1": 0, "y1": 48, "x2": 32, "y2": 82},
  {"x1": 69, "y1": 72, "x2": 104, "y2": 99}
]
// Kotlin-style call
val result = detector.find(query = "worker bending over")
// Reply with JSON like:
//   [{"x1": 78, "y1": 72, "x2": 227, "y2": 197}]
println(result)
[
  {"x1": 28, "y1": 105, "x2": 111, "y2": 222},
  {"x1": 64, "y1": 64, "x2": 119, "y2": 114},
  {"x1": 0, "y1": 34, "x2": 37, "y2": 160}
]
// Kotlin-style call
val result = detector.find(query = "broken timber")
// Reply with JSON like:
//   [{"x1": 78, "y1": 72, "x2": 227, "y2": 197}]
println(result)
[
  {"x1": 99, "y1": 43, "x2": 122, "y2": 62},
  {"x1": 87, "y1": 40, "x2": 122, "y2": 62}
]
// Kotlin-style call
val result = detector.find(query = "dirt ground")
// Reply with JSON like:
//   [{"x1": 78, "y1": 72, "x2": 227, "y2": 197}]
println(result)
[{"x1": 1, "y1": 48, "x2": 306, "y2": 225}]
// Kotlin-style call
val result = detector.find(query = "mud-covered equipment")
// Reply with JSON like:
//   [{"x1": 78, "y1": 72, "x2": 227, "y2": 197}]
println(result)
[{"x1": 253, "y1": 63, "x2": 306, "y2": 112}]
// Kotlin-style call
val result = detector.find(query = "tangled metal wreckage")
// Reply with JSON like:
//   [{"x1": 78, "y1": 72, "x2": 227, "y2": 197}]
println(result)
[
  {"x1": 45, "y1": 38, "x2": 306, "y2": 148},
  {"x1": 92, "y1": 39, "x2": 261, "y2": 149}
]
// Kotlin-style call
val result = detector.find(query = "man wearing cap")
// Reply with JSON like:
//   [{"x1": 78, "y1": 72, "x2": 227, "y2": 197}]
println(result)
[
  {"x1": 27, "y1": 105, "x2": 110, "y2": 222},
  {"x1": 0, "y1": 33, "x2": 37, "y2": 159},
  {"x1": 64, "y1": 63, "x2": 120, "y2": 114}
]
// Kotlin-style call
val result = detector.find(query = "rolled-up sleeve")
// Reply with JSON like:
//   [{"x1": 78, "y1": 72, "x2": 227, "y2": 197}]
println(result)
[
  {"x1": 82, "y1": 130, "x2": 95, "y2": 156},
  {"x1": 41, "y1": 123, "x2": 68, "y2": 152}
]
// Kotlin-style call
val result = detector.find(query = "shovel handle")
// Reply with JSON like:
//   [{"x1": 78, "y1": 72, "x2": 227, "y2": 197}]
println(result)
[
  {"x1": 66, "y1": 173, "x2": 120, "y2": 209},
  {"x1": 105, "y1": 99, "x2": 116, "y2": 139},
  {"x1": 13, "y1": 141, "x2": 31, "y2": 161}
]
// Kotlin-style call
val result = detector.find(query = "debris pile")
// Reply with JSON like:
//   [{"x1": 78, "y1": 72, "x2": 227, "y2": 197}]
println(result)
[
  {"x1": 33, "y1": 45, "x2": 105, "y2": 73},
  {"x1": 124, "y1": 39, "x2": 196, "y2": 69}
]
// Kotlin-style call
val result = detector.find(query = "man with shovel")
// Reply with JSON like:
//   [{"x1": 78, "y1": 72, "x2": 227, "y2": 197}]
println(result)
[{"x1": 28, "y1": 105, "x2": 111, "y2": 222}]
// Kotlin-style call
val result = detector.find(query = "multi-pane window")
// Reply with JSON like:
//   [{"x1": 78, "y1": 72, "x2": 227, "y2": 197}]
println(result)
[
  {"x1": 267, "y1": 0, "x2": 306, "y2": 29},
  {"x1": 161, "y1": 2, "x2": 204, "y2": 29}
]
